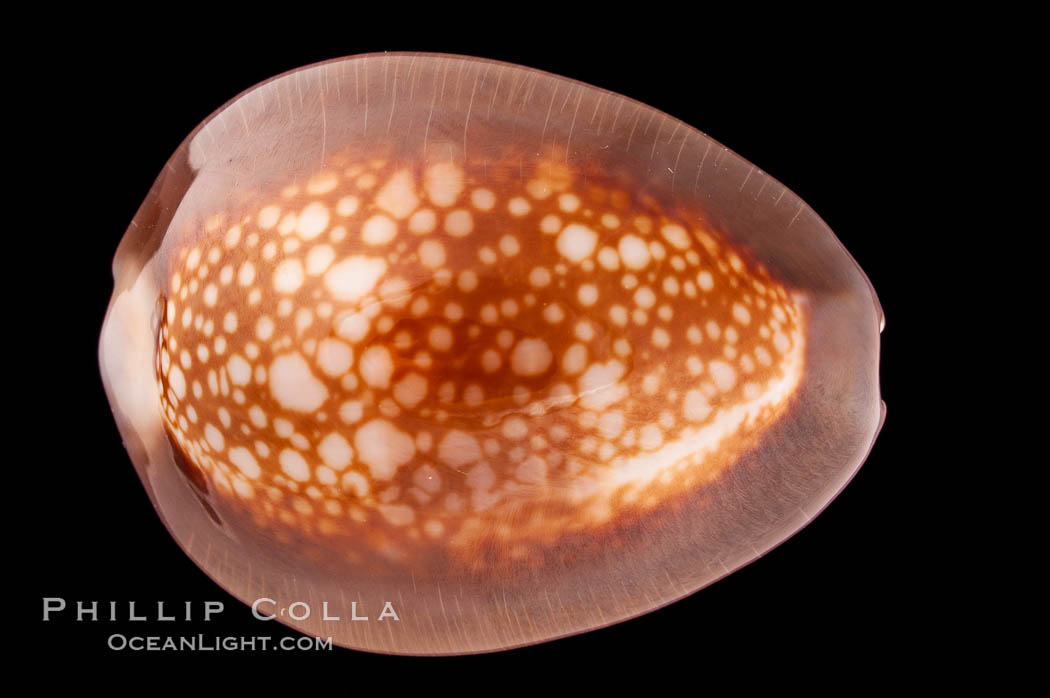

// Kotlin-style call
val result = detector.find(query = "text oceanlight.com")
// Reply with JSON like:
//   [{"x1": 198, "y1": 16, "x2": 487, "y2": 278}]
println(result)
[{"x1": 107, "y1": 634, "x2": 332, "y2": 651}]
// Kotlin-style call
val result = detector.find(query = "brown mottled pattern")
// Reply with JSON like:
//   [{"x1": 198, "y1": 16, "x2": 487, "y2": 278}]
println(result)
[{"x1": 154, "y1": 145, "x2": 804, "y2": 567}]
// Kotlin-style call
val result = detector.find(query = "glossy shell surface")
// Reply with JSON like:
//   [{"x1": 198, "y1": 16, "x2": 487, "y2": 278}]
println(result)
[{"x1": 99, "y1": 53, "x2": 884, "y2": 655}]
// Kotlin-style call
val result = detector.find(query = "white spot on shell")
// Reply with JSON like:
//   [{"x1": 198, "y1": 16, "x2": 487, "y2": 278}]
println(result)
[
  {"x1": 465, "y1": 186, "x2": 493, "y2": 211},
  {"x1": 508, "y1": 197, "x2": 531, "y2": 216},
  {"x1": 375, "y1": 170, "x2": 419, "y2": 220},
  {"x1": 773, "y1": 330, "x2": 791, "y2": 353},
  {"x1": 296, "y1": 202, "x2": 330, "y2": 240},
  {"x1": 393, "y1": 373, "x2": 428, "y2": 408},
  {"x1": 684, "y1": 390, "x2": 712, "y2": 422},
  {"x1": 556, "y1": 223, "x2": 598, "y2": 263},
  {"x1": 269, "y1": 352, "x2": 328, "y2": 412},
  {"x1": 660, "y1": 223, "x2": 691, "y2": 249},
  {"x1": 502, "y1": 416, "x2": 528, "y2": 440},
  {"x1": 458, "y1": 270, "x2": 479, "y2": 292},
  {"x1": 539, "y1": 214, "x2": 561, "y2": 234},
  {"x1": 335, "y1": 312, "x2": 370, "y2": 343},
  {"x1": 640, "y1": 424, "x2": 663, "y2": 450},
  {"x1": 318, "y1": 432, "x2": 353, "y2": 471},
  {"x1": 428, "y1": 326, "x2": 453, "y2": 352},
  {"x1": 438, "y1": 430, "x2": 482, "y2": 468},
  {"x1": 362, "y1": 214, "x2": 397, "y2": 245},
  {"x1": 577, "y1": 284, "x2": 599, "y2": 306},
  {"x1": 316, "y1": 338, "x2": 353, "y2": 377},
  {"x1": 445, "y1": 209, "x2": 474, "y2": 236},
  {"x1": 273, "y1": 259, "x2": 304, "y2": 294},
  {"x1": 618, "y1": 234, "x2": 650, "y2": 269},
  {"x1": 306, "y1": 171, "x2": 339, "y2": 195},
  {"x1": 598, "y1": 410, "x2": 624, "y2": 439},
  {"x1": 204, "y1": 423, "x2": 224, "y2": 451},
  {"x1": 529, "y1": 267, "x2": 551, "y2": 287},
  {"x1": 336, "y1": 196, "x2": 360, "y2": 217},
  {"x1": 598, "y1": 246, "x2": 620, "y2": 270},
  {"x1": 425, "y1": 163, "x2": 464, "y2": 207},
  {"x1": 341, "y1": 471, "x2": 369, "y2": 497},
  {"x1": 359, "y1": 346, "x2": 394, "y2": 389},
  {"x1": 325, "y1": 256, "x2": 387, "y2": 301},
  {"x1": 279, "y1": 449, "x2": 311, "y2": 482},
  {"x1": 516, "y1": 455, "x2": 547, "y2": 484},
  {"x1": 408, "y1": 208, "x2": 436, "y2": 234},
  {"x1": 418, "y1": 239, "x2": 446, "y2": 268},
  {"x1": 258, "y1": 206, "x2": 280, "y2": 229},
  {"x1": 339, "y1": 400, "x2": 364, "y2": 424},
  {"x1": 511, "y1": 338, "x2": 553, "y2": 376},
  {"x1": 355, "y1": 419, "x2": 415, "y2": 480},
  {"x1": 227, "y1": 354, "x2": 251, "y2": 386},
  {"x1": 228, "y1": 447, "x2": 261, "y2": 479},
  {"x1": 306, "y1": 245, "x2": 336, "y2": 275},
  {"x1": 562, "y1": 343, "x2": 588, "y2": 375},
  {"x1": 578, "y1": 361, "x2": 627, "y2": 411},
  {"x1": 708, "y1": 360, "x2": 737, "y2": 392},
  {"x1": 499, "y1": 234, "x2": 520, "y2": 256},
  {"x1": 168, "y1": 366, "x2": 186, "y2": 399}
]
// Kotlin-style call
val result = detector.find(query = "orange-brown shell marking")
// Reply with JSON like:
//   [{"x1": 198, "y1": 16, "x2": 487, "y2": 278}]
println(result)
[{"x1": 155, "y1": 147, "x2": 805, "y2": 569}]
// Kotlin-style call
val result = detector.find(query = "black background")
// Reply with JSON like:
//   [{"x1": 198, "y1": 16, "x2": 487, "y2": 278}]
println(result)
[{"x1": 19, "y1": 15, "x2": 951, "y2": 680}]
